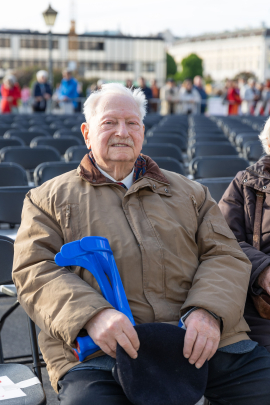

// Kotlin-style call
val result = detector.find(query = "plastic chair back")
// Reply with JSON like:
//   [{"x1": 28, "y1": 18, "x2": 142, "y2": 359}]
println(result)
[{"x1": 0, "y1": 163, "x2": 28, "y2": 186}]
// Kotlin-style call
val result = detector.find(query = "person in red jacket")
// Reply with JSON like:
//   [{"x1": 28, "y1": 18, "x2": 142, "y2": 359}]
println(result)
[
  {"x1": 1, "y1": 75, "x2": 21, "y2": 113},
  {"x1": 227, "y1": 80, "x2": 241, "y2": 115}
]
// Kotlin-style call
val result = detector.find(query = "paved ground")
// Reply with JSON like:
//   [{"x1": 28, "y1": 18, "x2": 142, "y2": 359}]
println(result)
[{"x1": 0, "y1": 296, "x2": 205, "y2": 405}]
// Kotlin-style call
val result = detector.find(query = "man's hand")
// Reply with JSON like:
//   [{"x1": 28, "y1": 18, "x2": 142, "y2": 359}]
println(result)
[
  {"x1": 258, "y1": 265, "x2": 270, "y2": 295},
  {"x1": 183, "y1": 309, "x2": 220, "y2": 369},
  {"x1": 84, "y1": 308, "x2": 140, "y2": 359}
]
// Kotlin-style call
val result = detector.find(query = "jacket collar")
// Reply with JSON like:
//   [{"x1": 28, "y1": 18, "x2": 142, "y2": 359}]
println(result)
[
  {"x1": 241, "y1": 155, "x2": 270, "y2": 192},
  {"x1": 77, "y1": 153, "x2": 170, "y2": 188}
]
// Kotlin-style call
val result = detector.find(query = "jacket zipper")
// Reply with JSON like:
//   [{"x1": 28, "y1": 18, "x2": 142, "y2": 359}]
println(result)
[
  {"x1": 190, "y1": 195, "x2": 199, "y2": 217},
  {"x1": 65, "y1": 204, "x2": 71, "y2": 228}
]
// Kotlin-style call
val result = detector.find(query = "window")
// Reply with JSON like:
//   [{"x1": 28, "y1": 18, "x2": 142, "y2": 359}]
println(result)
[
  {"x1": 142, "y1": 62, "x2": 155, "y2": 72},
  {"x1": 78, "y1": 41, "x2": 104, "y2": 50},
  {"x1": 0, "y1": 37, "x2": 10, "y2": 48},
  {"x1": 20, "y1": 37, "x2": 58, "y2": 49}
]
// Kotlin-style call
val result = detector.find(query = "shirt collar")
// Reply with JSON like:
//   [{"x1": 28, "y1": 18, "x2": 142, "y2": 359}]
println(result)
[{"x1": 96, "y1": 164, "x2": 134, "y2": 189}]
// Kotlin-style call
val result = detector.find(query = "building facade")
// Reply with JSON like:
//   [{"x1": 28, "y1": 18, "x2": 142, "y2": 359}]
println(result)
[
  {"x1": 0, "y1": 28, "x2": 166, "y2": 85},
  {"x1": 169, "y1": 28, "x2": 270, "y2": 82}
]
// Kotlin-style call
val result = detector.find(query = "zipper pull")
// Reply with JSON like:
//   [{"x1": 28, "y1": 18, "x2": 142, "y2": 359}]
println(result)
[
  {"x1": 65, "y1": 204, "x2": 71, "y2": 228},
  {"x1": 190, "y1": 195, "x2": 199, "y2": 217}
]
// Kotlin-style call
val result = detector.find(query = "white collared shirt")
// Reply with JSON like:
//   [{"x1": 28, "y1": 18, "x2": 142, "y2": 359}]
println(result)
[{"x1": 96, "y1": 164, "x2": 134, "y2": 189}]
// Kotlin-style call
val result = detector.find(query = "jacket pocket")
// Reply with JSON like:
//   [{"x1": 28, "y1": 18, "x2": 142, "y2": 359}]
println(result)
[
  {"x1": 211, "y1": 222, "x2": 236, "y2": 240},
  {"x1": 60, "y1": 203, "x2": 81, "y2": 243}
]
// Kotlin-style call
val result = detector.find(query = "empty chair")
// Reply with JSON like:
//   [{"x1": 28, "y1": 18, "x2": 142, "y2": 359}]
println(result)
[
  {"x1": 28, "y1": 126, "x2": 53, "y2": 136},
  {"x1": 189, "y1": 142, "x2": 238, "y2": 159},
  {"x1": 4, "y1": 130, "x2": 50, "y2": 146},
  {"x1": 153, "y1": 157, "x2": 185, "y2": 175},
  {"x1": 142, "y1": 143, "x2": 183, "y2": 162},
  {"x1": 0, "y1": 162, "x2": 28, "y2": 186},
  {"x1": 10, "y1": 122, "x2": 28, "y2": 129},
  {"x1": 149, "y1": 127, "x2": 187, "y2": 138},
  {"x1": 146, "y1": 134, "x2": 187, "y2": 151},
  {"x1": 190, "y1": 156, "x2": 249, "y2": 179},
  {"x1": 65, "y1": 145, "x2": 88, "y2": 162},
  {"x1": 188, "y1": 136, "x2": 229, "y2": 146},
  {"x1": 0, "y1": 125, "x2": 12, "y2": 137},
  {"x1": 235, "y1": 133, "x2": 259, "y2": 149},
  {"x1": 34, "y1": 161, "x2": 80, "y2": 186},
  {"x1": 0, "y1": 146, "x2": 61, "y2": 170},
  {"x1": 0, "y1": 186, "x2": 32, "y2": 225},
  {"x1": 30, "y1": 136, "x2": 82, "y2": 155},
  {"x1": 0, "y1": 137, "x2": 24, "y2": 148},
  {"x1": 54, "y1": 129, "x2": 83, "y2": 141},
  {"x1": 243, "y1": 140, "x2": 264, "y2": 162},
  {"x1": 196, "y1": 177, "x2": 234, "y2": 202}
]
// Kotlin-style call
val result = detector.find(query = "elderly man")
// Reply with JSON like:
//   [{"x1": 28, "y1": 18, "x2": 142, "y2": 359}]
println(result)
[
  {"x1": 13, "y1": 83, "x2": 270, "y2": 405},
  {"x1": 32, "y1": 70, "x2": 52, "y2": 113}
]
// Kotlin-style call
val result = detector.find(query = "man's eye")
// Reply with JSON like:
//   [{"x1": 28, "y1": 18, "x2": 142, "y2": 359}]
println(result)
[{"x1": 105, "y1": 121, "x2": 113, "y2": 125}]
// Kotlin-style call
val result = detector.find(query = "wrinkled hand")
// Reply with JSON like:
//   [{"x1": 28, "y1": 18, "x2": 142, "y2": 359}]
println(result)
[
  {"x1": 84, "y1": 308, "x2": 140, "y2": 359},
  {"x1": 183, "y1": 309, "x2": 221, "y2": 369},
  {"x1": 258, "y1": 265, "x2": 270, "y2": 295}
]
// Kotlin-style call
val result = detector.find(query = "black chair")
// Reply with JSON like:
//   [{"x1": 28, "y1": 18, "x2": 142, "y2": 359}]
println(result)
[
  {"x1": 0, "y1": 236, "x2": 46, "y2": 403},
  {"x1": 153, "y1": 157, "x2": 185, "y2": 175},
  {"x1": 190, "y1": 156, "x2": 249, "y2": 179},
  {"x1": 196, "y1": 177, "x2": 234, "y2": 202},
  {"x1": 30, "y1": 136, "x2": 82, "y2": 155},
  {"x1": 148, "y1": 127, "x2": 187, "y2": 138},
  {"x1": 0, "y1": 186, "x2": 32, "y2": 225},
  {"x1": 243, "y1": 141, "x2": 264, "y2": 162},
  {"x1": 146, "y1": 135, "x2": 187, "y2": 151},
  {"x1": 189, "y1": 142, "x2": 238, "y2": 159},
  {"x1": 0, "y1": 146, "x2": 61, "y2": 171},
  {"x1": 65, "y1": 145, "x2": 88, "y2": 162},
  {"x1": 0, "y1": 163, "x2": 28, "y2": 186},
  {"x1": 188, "y1": 136, "x2": 229, "y2": 146},
  {"x1": 0, "y1": 137, "x2": 25, "y2": 148},
  {"x1": 28, "y1": 126, "x2": 53, "y2": 136},
  {"x1": 0, "y1": 126, "x2": 13, "y2": 137},
  {"x1": 54, "y1": 130, "x2": 83, "y2": 141},
  {"x1": 34, "y1": 161, "x2": 80, "y2": 186},
  {"x1": 142, "y1": 143, "x2": 183, "y2": 162},
  {"x1": 235, "y1": 133, "x2": 259, "y2": 149},
  {"x1": 4, "y1": 131, "x2": 50, "y2": 146}
]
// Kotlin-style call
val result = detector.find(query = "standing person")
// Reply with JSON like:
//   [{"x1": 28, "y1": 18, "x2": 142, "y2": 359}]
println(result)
[
  {"x1": 138, "y1": 77, "x2": 152, "y2": 113},
  {"x1": 58, "y1": 69, "x2": 78, "y2": 114},
  {"x1": 32, "y1": 70, "x2": 52, "y2": 113},
  {"x1": 193, "y1": 76, "x2": 207, "y2": 114},
  {"x1": 151, "y1": 79, "x2": 160, "y2": 112},
  {"x1": 21, "y1": 85, "x2": 31, "y2": 112},
  {"x1": 1, "y1": 75, "x2": 21, "y2": 114},
  {"x1": 227, "y1": 80, "x2": 241, "y2": 115},
  {"x1": 125, "y1": 79, "x2": 133, "y2": 89},
  {"x1": 179, "y1": 78, "x2": 201, "y2": 114},
  {"x1": 160, "y1": 79, "x2": 178, "y2": 115},
  {"x1": 242, "y1": 78, "x2": 260, "y2": 115}
]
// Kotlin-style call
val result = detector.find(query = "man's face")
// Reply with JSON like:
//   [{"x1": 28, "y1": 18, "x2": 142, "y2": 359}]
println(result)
[
  {"x1": 82, "y1": 94, "x2": 145, "y2": 167},
  {"x1": 138, "y1": 78, "x2": 145, "y2": 88},
  {"x1": 185, "y1": 81, "x2": 192, "y2": 91},
  {"x1": 63, "y1": 72, "x2": 72, "y2": 80}
]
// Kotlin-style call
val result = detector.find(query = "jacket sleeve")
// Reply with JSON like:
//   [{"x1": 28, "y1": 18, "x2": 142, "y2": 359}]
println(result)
[
  {"x1": 181, "y1": 186, "x2": 252, "y2": 334},
  {"x1": 219, "y1": 173, "x2": 270, "y2": 295},
  {"x1": 12, "y1": 194, "x2": 113, "y2": 347}
]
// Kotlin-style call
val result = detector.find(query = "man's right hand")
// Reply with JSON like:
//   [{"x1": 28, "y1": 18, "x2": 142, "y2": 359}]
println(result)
[{"x1": 84, "y1": 308, "x2": 140, "y2": 359}]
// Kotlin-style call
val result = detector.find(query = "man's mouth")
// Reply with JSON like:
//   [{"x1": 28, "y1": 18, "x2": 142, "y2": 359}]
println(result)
[{"x1": 111, "y1": 143, "x2": 131, "y2": 147}]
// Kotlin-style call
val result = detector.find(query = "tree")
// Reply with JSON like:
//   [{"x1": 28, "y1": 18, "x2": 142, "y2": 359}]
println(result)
[
  {"x1": 233, "y1": 71, "x2": 257, "y2": 81},
  {"x1": 166, "y1": 53, "x2": 177, "y2": 78},
  {"x1": 175, "y1": 53, "x2": 203, "y2": 82}
]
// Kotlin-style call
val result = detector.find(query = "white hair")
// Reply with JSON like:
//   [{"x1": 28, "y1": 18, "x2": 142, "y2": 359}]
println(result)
[
  {"x1": 83, "y1": 82, "x2": 147, "y2": 123},
  {"x1": 36, "y1": 70, "x2": 48, "y2": 80},
  {"x1": 3, "y1": 75, "x2": 15, "y2": 85},
  {"x1": 259, "y1": 117, "x2": 270, "y2": 154}
]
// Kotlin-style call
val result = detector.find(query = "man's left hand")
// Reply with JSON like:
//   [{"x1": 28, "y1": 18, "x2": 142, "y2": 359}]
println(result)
[{"x1": 183, "y1": 309, "x2": 220, "y2": 369}]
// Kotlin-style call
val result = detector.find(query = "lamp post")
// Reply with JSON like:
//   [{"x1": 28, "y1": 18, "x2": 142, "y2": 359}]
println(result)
[{"x1": 42, "y1": 4, "x2": 58, "y2": 88}]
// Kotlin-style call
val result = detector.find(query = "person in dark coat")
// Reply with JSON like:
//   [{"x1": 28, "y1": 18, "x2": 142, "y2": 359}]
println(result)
[
  {"x1": 138, "y1": 77, "x2": 152, "y2": 113},
  {"x1": 32, "y1": 70, "x2": 52, "y2": 112},
  {"x1": 219, "y1": 118, "x2": 270, "y2": 351}
]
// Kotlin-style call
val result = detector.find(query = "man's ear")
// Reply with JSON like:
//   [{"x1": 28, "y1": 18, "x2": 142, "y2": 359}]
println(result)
[{"x1": 81, "y1": 123, "x2": 91, "y2": 149}]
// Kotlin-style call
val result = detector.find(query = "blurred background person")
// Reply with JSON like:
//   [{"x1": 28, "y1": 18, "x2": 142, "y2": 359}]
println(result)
[
  {"x1": 97, "y1": 79, "x2": 106, "y2": 90},
  {"x1": 193, "y1": 75, "x2": 207, "y2": 114},
  {"x1": 58, "y1": 69, "x2": 78, "y2": 114},
  {"x1": 32, "y1": 70, "x2": 52, "y2": 113},
  {"x1": 151, "y1": 79, "x2": 160, "y2": 112},
  {"x1": 242, "y1": 78, "x2": 260, "y2": 115},
  {"x1": 179, "y1": 78, "x2": 201, "y2": 114},
  {"x1": 138, "y1": 77, "x2": 152, "y2": 112},
  {"x1": 1, "y1": 74, "x2": 21, "y2": 114},
  {"x1": 125, "y1": 79, "x2": 133, "y2": 88},
  {"x1": 21, "y1": 84, "x2": 31, "y2": 112},
  {"x1": 262, "y1": 80, "x2": 270, "y2": 115},
  {"x1": 227, "y1": 80, "x2": 241, "y2": 115},
  {"x1": 160, "y1": 78, "x2": 178, "y2": 115}
]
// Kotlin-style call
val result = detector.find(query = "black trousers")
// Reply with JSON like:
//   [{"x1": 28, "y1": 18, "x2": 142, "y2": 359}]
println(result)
[{"x1": 58, "y1": 345, "x2": 270, "y2": 405}]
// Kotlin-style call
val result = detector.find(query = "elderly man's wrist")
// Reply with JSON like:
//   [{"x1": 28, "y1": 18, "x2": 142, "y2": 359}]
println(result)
[{"x1": 182, "y1": 307, "x2": 223, "y2": 331}]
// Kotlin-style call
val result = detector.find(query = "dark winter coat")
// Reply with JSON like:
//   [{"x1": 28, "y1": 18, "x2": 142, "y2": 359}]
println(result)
[{"x1": 219, "y1": 156, "x2": 270, "y2": 347}]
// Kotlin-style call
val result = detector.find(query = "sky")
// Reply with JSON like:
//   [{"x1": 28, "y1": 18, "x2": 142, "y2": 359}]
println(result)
[{"x1": 2, "y1": 0, "x2": 270, "y2": 38}]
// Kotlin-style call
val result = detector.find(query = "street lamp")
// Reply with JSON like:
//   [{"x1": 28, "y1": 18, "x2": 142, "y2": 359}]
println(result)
[{"x1": 42, "y1": 4, "x2": 58, "y2": 88}]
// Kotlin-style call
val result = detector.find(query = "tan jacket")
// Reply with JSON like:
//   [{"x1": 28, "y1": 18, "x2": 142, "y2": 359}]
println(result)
[{"x1": 13, "y1": 154, "x2": 251, "y2": 392}]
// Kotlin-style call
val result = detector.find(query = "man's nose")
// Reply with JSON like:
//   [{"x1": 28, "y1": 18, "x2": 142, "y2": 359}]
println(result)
[{"x1": 116, "y1": 121, "x2": 129, "y2": 137}]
